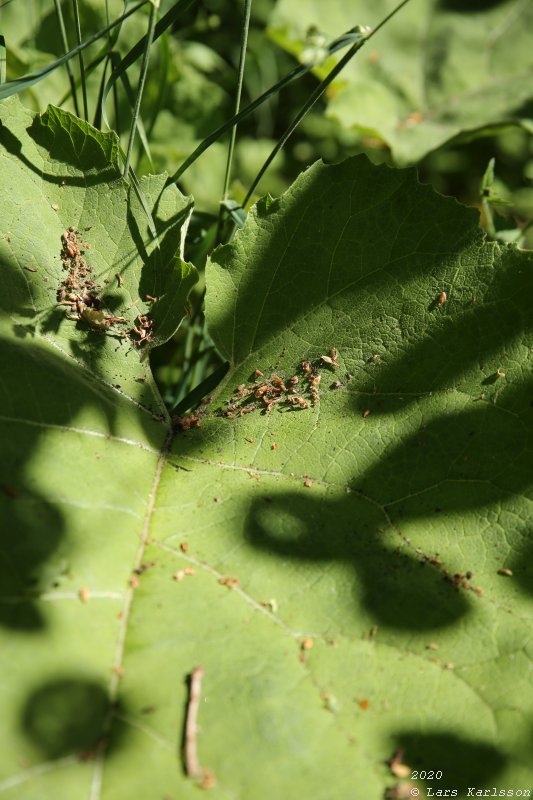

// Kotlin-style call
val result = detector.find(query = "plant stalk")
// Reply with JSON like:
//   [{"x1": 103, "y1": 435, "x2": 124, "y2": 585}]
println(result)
[
  {"x1": 222, "y1": 0, "x2": 252, "y2": 202},
  {"x1": 53, "y1": 0, "x2": 80, "y2": 116},
  {"x1": 123, "y1": 0, "x2": 158, "y2": 178},
  {"x1": 72, "y1": 0, "x2": 89, "y2": 120}
]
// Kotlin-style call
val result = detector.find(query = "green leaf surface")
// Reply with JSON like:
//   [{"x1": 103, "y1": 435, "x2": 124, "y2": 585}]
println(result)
[
  {"x1": 2, "y1": 99, "x2": 533, "y2": 798},
  {"x1": 269, "y1": 0, "x2": 533, "y2": 164}
]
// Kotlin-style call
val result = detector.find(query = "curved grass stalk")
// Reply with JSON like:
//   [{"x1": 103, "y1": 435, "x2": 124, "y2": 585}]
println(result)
[
  {"x1": 243, "y1": 0, "x2": 413, "y2": 207},
  {"x1": 221, "y1": 0, "x2": 252, "y2": 202},
  {"x1": 167, "y1": 24, "x2": 371, "y2": 186}
]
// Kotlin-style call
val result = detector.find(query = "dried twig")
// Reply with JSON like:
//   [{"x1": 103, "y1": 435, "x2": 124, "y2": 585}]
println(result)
[{"x1": 184, "y1": 666, "x2": 214, "y2": 787}]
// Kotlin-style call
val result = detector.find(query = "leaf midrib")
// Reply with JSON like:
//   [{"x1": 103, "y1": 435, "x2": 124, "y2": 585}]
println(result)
[{"x1": 89, "y1": 429, "x2": 174, "y2": 800}]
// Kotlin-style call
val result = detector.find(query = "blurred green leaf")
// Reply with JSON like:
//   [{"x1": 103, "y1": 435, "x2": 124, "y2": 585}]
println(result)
[{"x1": 269, "y1": 0, "x2": 533, "y2": 164}]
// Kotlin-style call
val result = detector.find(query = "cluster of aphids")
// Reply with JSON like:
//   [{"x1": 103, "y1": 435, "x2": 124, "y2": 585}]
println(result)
[
  {"x1": 57, "y1": 227, "x2": 94, "y2": 303},
  {"x1": 223, "y1": 349, "x2": 339, "y2": 418},
  {"x1": 57, "y1": 228, "x2": 155, "y2": 343}
]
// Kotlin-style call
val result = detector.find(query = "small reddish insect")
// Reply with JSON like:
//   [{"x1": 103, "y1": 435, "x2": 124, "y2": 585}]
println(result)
[{"x1": 438, "y1": 291, "x2": 447, "y2": 305}]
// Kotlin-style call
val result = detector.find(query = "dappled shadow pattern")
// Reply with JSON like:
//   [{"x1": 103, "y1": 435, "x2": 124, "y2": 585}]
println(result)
[
  {"x1": 21, "y1": 677, "x2": 125, "y2": 759},
  {"x1": 246, "y1": 491, "x2": 469, "y2": 632},
  {"x1": 0, "y1": 485, "x2": 63, "y2": 630},
  {"x1": 0, "y1": 335, "x2": 166, "y2": 630}
]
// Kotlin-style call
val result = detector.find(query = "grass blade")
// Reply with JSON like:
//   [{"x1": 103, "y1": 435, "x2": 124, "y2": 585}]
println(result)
[
  {"x1": 100, "y1": 0, "x2": 195, "y2": 129},
  {"x1": 72, "y1": 0, "x2": 89, "y2": 120},
  {"x1": 221, "y1": 0, "x2": 252, "y2": 202},
  {"x1": 167, "y1": 24, "x2": 370, "y2": 186},
  {"x1": 123, "y1": 0, "x2": 158, "y2": 177},
  {"x1": 116, "y1": 50, "x2": 154, "y2": 169},
  {"x1": 53, "y1": 0, "x2": 80, "y2": 116},
  {"x1": 243, "y1": 0, "x2": 413, "y2": 206},
  {"x1": 170, "y1": 361, "x2": 230, "y2": 416},
  {"x1": 0, "y1": 0, "x2": 147, "y2": 100}
]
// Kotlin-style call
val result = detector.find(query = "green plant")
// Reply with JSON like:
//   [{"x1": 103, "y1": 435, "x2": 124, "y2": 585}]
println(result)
[{"x1": 1, "y1": 1, "x2": 533, "y2": 797}]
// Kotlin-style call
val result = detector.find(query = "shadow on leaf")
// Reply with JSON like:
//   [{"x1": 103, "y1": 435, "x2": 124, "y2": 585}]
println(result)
[
  {"x1": 245, "y1": 491, "x2": 469, "y2": 631},
  {"x1": 389, "y1": 731, "x2": 506, "y2": 793},
  {"x1": 21, "y1": 677, "x2": 126, "y2": 759}
]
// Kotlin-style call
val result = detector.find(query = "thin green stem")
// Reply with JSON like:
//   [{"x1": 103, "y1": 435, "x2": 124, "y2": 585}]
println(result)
[
  {"x1": 168, "y1": 24, "x2": 365, "y2": 186},
  {"x1": 53, "y1": 0, "x2": 80, "y2": 117},
  {"x1": 93, "y1": 0, "x2": 123, "y2": 128},
  {"x1": 123, "y1": 1, "x2": 158, "y2": 178},
  {"x1": 0, "y1": 0, "x2": 148, "y2": 100},
  {"x1": 72, "y1": 0, "x2": 88, "y2": 120},
  {"x1": 221, "y1": 0, "x2": 252, "y2": 202},
  {"x1": 243, "y1": 0, "x2": 413, "y2": 207}
]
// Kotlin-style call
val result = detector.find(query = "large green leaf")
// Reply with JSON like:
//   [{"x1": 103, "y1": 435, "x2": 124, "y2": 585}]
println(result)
[
  {"x1": 2, "y1": 99, "x2": 533, "y2": 798},
  {"x1": 269, "y1": 0, "x2": 533, "y2": 164}
]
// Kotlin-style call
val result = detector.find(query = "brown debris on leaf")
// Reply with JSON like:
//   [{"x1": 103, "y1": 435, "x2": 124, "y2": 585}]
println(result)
[
  {"x1": 173, "y1": 414, "x2": 202, "y2": 432},
  {"x1": 387, "y1": 749, "x2": 411, "y2": 779},
  {"x1": 57, "y1": 228, "x2": 129, "y2": 337},
  {"x1": 497, "y1": 567, "x2": 513, "y2": 577},
  {"x1": 222, "y1": 355, "x2": 342, "y2": 419},
  {"x1": 130, "y1": 314, "x2": 155, "y2": 347},
  {"x1": 218, "y1": 575, "x2": 239, "y2": 588}
]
